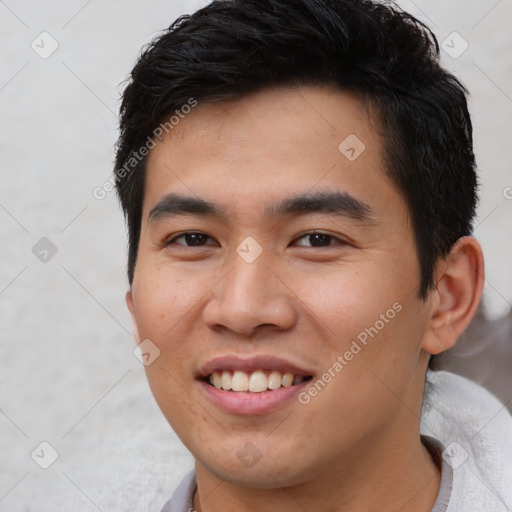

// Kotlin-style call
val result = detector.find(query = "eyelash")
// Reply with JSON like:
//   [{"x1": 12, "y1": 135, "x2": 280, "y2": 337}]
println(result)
[
  {"x1": 165, "y1": 231, "x2": 347, "y2": 248},
  {"x1": 166, "y1": 232, "x2": 215, "y2": 247}
]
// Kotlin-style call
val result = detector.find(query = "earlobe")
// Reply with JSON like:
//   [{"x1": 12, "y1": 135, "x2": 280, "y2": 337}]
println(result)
[
  {"x1": 422, "y1": 236, "x2": 485, "y2": 355},
  {"x1": 126, "y1": 289, "x2": 141, "y2": 344}
]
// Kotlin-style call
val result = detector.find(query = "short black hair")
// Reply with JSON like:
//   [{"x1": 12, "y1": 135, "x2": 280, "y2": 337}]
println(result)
[{"x1": 115, "y1": 0, "x2": 478, "y2": 299}]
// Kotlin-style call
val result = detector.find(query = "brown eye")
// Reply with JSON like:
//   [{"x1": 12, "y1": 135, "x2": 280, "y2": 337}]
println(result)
[
  {"x1": 307, "y1": 233, "x2": 332, "y2": 247},
  {"x1": 294, "y1": 232, "x2": 342, "y2": 247},
  {"x1": 168, "y1": 232, "x2": 212, "y2": 246}
]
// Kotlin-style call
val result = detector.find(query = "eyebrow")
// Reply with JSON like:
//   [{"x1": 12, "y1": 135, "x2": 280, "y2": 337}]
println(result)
[
  {"x1": 265, "y1": 191, "x2": 374, "y2": 222},
  {"x1": 148, "y1": 194, "x2": 228, "y2": 222},
  {"x1": 148, "y1": 191, "x2": 375, "y2": 223}
]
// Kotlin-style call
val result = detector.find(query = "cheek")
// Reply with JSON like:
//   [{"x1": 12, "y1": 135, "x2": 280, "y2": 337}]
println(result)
[
  {"x1": 131, "y1": 262, "x2": 214, "y2": 340},
  {"x1": 292, "y1": 264, "x2": 396, "y2": 339},
  {"x1": 292, "y1": 261, "x2": 423, "y2": 377}
]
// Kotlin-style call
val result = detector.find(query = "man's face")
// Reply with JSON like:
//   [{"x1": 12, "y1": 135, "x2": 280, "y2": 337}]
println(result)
[{"x1": 127, "y1": 86, "x2": 433, "y2": 486}]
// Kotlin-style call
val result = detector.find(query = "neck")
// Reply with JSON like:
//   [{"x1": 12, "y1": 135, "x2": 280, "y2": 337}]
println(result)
[{"x1": 192, "y1": 432, "x2": 440, "y2": 512}]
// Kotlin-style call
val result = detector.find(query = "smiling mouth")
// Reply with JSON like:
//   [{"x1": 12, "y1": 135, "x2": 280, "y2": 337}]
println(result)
[{"x1": 205, "y1": 370, "x2": 313, "y2": 393}]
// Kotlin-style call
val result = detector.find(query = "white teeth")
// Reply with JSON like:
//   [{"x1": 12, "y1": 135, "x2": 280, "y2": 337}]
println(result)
[
  {"x1": 249, "y1": 371, "x2": 268, "y2": 392},
  {"x1": 221, "y1": 371, "x2": 232, "y2": 390},
  {"x1": 208, "y1": 369, "x2": 308, "y2": 393},
  {"x1": 231, "y1": 371, "x2": 249, "y2": 391},
  {"x1": 282, "y1": 372, "x2": 293, "y2": 387},
  {"x1": 267, "y1": 371, "x2": 282, "y2": 390},
  {"x1": 210, "y1": 371, "x2": 222, "y2": 389}
]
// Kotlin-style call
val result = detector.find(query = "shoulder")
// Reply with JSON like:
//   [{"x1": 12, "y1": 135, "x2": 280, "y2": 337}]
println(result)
[
  {"x1": 159, "y1": 470, "x2": 197, "y2": 512},
  {"x1": 421, "y1": 370, "x2": 512, "y2": 511}
]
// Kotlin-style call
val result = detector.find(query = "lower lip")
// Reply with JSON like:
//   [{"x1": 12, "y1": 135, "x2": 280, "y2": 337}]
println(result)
[{"x1": 199, "y1": 379, "x2": 310, "y2": 415}]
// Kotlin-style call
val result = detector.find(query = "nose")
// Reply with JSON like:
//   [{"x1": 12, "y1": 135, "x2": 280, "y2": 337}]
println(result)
[{"x1": 202, "y1": 255, "x2": 298, "y2": 337}]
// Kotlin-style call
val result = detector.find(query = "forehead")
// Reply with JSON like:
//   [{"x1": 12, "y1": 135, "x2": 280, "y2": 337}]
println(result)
[{"x1": 142, "y1": 85, "x2": 406, "y2": 225}]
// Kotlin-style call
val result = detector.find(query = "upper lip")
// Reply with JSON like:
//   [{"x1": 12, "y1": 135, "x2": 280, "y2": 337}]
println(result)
[{"x1": 198, "y1": 355, "x2": 314, "y2": 379}]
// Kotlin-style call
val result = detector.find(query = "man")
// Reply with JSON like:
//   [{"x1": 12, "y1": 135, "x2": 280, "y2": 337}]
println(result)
[{"x1": 114, "y1": 0, "x2": 512, "y2": 510}]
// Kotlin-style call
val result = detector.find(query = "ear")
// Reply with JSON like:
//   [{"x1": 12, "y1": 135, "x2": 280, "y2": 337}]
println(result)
[
  {"x1": 126, "y1": 289, "x2": 141, "y2": 345},
  {"x1": 422, "y1": 236, "x2": 485, "y2": 355}
]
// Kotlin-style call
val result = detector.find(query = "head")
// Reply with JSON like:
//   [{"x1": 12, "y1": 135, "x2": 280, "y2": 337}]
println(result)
[{"x1": 115, "y1": 0, "x2": 483, "y2": 489}]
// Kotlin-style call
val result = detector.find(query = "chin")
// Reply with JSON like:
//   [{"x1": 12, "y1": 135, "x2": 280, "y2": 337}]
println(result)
[{"x1": 197, "y1": 449, "x2": 315, "y2": 489}]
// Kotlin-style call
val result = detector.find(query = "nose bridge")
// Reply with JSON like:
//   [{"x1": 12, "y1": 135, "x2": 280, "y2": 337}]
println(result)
[
  {"x1": 222, "y1": 253, "x2": 274, "y2": 314},
  {"x1": 203, "y1": 248, "x2": 297, "y2": 335}
]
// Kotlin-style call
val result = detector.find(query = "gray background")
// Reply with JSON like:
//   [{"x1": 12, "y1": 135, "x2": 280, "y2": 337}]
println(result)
[{"x1": 0, "y1": 0, "x2": 511, "y2": 510}]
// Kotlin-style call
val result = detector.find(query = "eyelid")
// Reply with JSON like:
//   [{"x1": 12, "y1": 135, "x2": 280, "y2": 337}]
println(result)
[
  {"x1": 163, "y1": 230, "x2": 350, "y2": 249},
  {"x1": 165, "y1": 231, "x2": 216, "y2": 246},
  {"x1": 292, "y1": 230, "x2": 348, "y2": 247}
]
